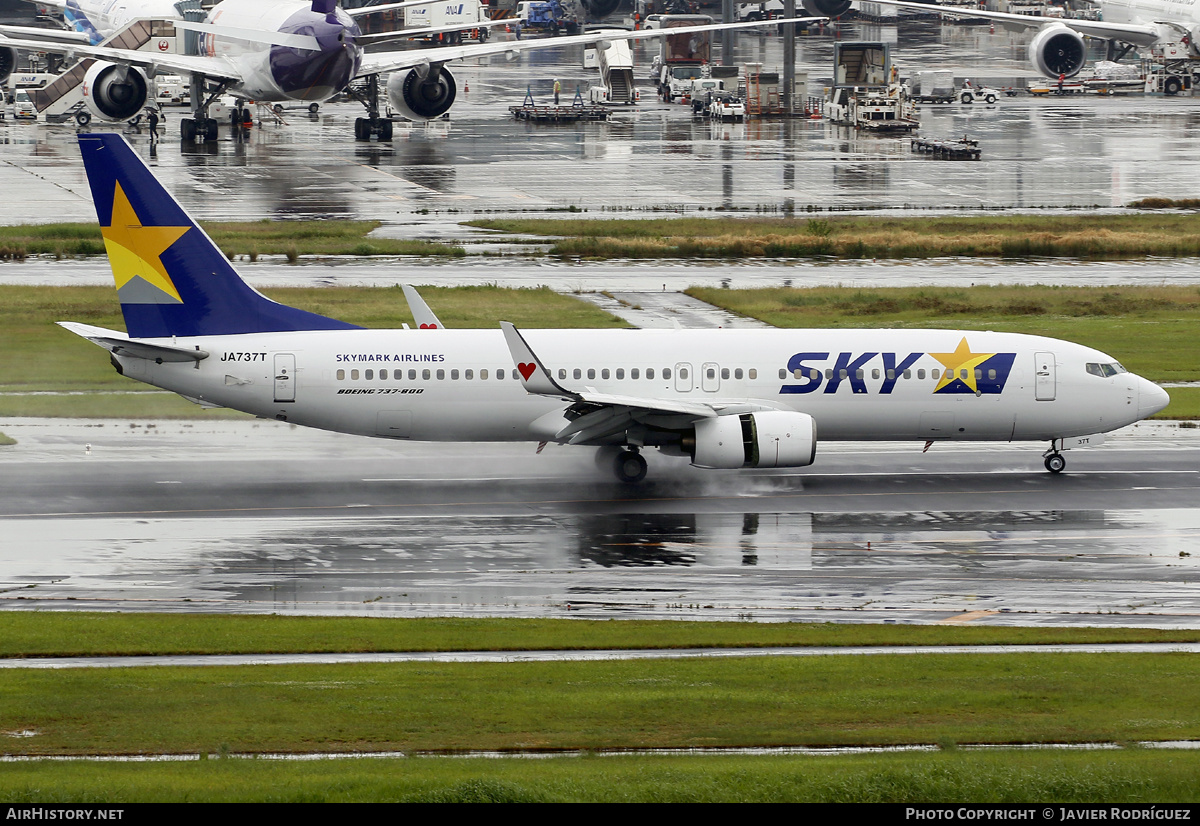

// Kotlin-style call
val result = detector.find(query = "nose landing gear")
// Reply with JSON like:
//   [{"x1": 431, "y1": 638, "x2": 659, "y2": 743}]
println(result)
[{"x1": 1043, "y1": 448, "x2": 1066, "y2": 474}]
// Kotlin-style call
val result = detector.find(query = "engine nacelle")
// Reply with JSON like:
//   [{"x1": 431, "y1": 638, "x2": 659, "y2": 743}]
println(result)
[
  {"x1": 387, "y1": 65, "x2": 456, "y2": 122},
  {"x1": 583, "y1": 0, "x2": 622, "y2": 18},
  {"x1": 0, "y1": 47, "x2": 15, "y2": 86},
  {"x1": 1029, "y1": 24, "x2": 1087, "y2": 79},
  {"x1": 801, "y1": 0, "x2": 852, "y2": 18},
  {"x1": 82, "y1": 61, "x2": 149, "y2": 122},
  {"x1": 690, "y1": 411, "x2": 817, "y2": 470}
]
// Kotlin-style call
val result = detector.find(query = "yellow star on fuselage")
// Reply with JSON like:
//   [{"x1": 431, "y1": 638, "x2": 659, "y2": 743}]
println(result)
[
  {"x1": 100, "y1": 182, "x2": 190, "y2": 303},
  {"x1": 929, "y1": 337, "x2": 995, "y2": 393}
]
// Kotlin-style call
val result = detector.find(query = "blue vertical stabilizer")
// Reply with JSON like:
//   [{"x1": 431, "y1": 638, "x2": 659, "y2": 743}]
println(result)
[{"x1": 78, "y1": 133, "x2": 361, "y2": 338}]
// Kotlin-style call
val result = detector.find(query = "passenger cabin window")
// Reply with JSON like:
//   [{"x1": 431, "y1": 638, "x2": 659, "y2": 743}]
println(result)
[
  {"x1": 351, "y1": 369, "x2": 360, "y2": 380},
  {"x1": 337, "y1": 369, "x2": 345, "y2": 381},
  {"x1": 437, "y1": 369, "x2": 445, "y2": 380},
  {"x1": 423, "y1": 369, "x2": 431, "y2": 380},
  {"x1": 734, "y1": 368, "x2": 743, "y2": 380},
  {"x1": 663, "y1": 368, "x2": 672, "y2": 379},
  {"x1": 480, "y1": 369, "x2": 488, "y2": 380},
  {"x1": 365, "y1": 370, "x2": 374, "y2": 380},
  {"x1": 602, "y1": 369, "x2": 610, "y2": 380},
  {"x1": 748, "y1": 369, "x2": 757, "y2": 380},
  {"x1": 631, "y1": 368, "x2": 640, "y2": 379},
  {"x1": 588, "y1": 369, "x2": 596, "y2": 380},
  {"x1": 647, "y1": 368, "x2": 655, "y2": 379},
  {"x1": 465, "y1": 369, "x2": 473, "y2": 380},
  {"x1": 616, "y1": 368, "x2": 624, "y2": 380}
]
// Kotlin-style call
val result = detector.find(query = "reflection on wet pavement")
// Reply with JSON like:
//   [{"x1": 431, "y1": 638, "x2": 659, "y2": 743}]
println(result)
[{"x1": 5, "y1": 507, "x2": 1200, "y2": 626}]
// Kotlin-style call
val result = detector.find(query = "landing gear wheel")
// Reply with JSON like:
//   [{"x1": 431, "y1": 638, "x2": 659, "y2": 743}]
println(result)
[
  {"x1": 1044, "y1": 453, "x2": 1066, "y2": 474},
  {"x1": 613, "y1": 450, "x2": 648, "y2": 484},
  {"x1": 180, "y1": 118, "x2": 196, "y2": 140},
  {"x1": 378, "y1": 118, "x2": 393, "y2": 141},
  {"x1": 204, "y1": 117, "x2": 218, "y2": 141},
  {"x1": 354, "y1": 117, "x2": 367, "y2": 140}
]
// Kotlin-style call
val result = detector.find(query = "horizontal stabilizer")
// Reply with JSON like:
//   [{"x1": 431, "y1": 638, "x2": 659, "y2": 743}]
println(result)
[{"x1": 57, "y1": 322, "x2": 208, "y2": 362}]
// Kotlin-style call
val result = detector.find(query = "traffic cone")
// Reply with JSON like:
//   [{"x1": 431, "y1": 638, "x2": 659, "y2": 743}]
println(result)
[{"x1": 465, "y1": 81, "x2": 469, "y2": 93}]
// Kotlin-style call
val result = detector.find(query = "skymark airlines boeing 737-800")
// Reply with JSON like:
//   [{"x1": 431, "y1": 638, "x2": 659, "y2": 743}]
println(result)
[{"x1": 60, "y1": 134, "x2": 1169, "y2": 483}]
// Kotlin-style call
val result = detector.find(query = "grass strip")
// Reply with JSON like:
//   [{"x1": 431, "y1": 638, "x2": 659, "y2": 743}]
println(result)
[
  {"x1": 687, "y1": 284, "x2": 1200, "y2": 384},
  {"x1": 466, "y1": 214, "x2": 1200, "y2": 260},
  {"x1": 2, "y1": 614, "x2": 1199, "y2": 658},
  {"x1": 0, "y1": 221, "x2": 463, "y2": 260},
  {"x1": 3, "y1": 653, "x2": 1200, "y2": 755},
  {"x1": 2, "y1": 750, "x2": 1200, "y2": 803},
  {"x1": 0, "y1": 431, "x2": 14, "y2": 445}
]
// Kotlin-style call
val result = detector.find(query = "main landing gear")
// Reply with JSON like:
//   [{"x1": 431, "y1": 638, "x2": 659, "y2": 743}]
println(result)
[
  {"x1": 613, "y1": 449, "x2": 648, "y2": 484},
  {"x1": 345, "y1": 74, "x2": 394, "y2": 142}
]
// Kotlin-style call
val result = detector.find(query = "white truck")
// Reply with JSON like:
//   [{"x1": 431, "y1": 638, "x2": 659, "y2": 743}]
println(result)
[
  {"x1": 406, "y1": 1, "x2": 492, "y2": 43},
  {"x1": 734, "y1": 1, "x2": 783, "y2": 21}
]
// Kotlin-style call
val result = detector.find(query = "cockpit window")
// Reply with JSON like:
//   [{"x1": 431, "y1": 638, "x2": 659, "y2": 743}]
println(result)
[{"x1": 1086, "y1": 362, "x2": 1128, "y2": 377}]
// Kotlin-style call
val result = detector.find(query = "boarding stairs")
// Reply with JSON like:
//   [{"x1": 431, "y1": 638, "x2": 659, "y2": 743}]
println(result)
[{"x1": 31, "y1": 18, "x2": 170, "y2": 118}]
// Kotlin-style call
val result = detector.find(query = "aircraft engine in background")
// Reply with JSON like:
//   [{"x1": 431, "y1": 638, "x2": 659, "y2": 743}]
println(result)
[
  {"x1": 82, "y1": 61, "x2": 149, "y2": 122},
  {"x1": 1029, "y1": 24, "x2": 1087, "y2": 78},
  {"x1": 801, "y1": 0, "x2": 852, "y2": 18},
  {"x1": 688, "y1": 411, "x2": 817, "y2": 470},
  {"x1": 0, "y1": 46, "x2": 15, "y2": 86},
  {"x1": 583, "y1": 0, "x2": 623, "y2": 18},
  {"x1": 387, "y1": 64, "x2": 456, "y2": 121}
]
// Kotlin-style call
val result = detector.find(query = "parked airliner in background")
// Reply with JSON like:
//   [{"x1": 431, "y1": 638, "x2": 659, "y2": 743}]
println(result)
[
  {"x1": 867, "y1": 0, "x2": 1199, "y2": 83},
  {"x1": 62, "y1": 134, "x2": 1168, "y2": 482},
  {"x1": 0, "y1": 0, "x2": 826, "y2": 141}
]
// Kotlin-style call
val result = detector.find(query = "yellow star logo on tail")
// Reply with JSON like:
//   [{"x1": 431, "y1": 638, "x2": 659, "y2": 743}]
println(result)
[
  {"x1": 929, "y1": 337, "x2": 995, "y2": 393},
  {"x1": 101, "y1": 182, "x2": 190, "y2": 303}
]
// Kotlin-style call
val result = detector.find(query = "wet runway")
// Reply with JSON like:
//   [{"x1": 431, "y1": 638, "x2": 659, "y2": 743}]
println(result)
[{"x1": 3, "y1": 418, "x2": 1199, "y2": 627}]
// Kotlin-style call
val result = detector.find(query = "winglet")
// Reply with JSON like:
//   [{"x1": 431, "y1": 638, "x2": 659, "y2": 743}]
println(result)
[
  {"x1": 499, "y1": 321, "x2": 577, "y2": 399},
  {"x1": 402, "y1": 285, "x2": 444, "y2": 330}
]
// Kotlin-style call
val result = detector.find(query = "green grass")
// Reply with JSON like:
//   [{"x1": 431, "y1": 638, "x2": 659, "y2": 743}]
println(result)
[
  {"x1": 4, "y1": 616, "x2": 1200, "y2": 800},
  {"x1": 466, "y1": 214, "x2": 1200, "y2": 260},
  {"x1": 3, "y1": 751, "x2": 1200, "y2": 803},
  {"x1": 688, "y1": 285, "x2": 1200, "y2": 385},
  {"x1": 0, "y1": 221, "x2": 464, "y2": 259},
  {"x1": 3, "y1": 614, "x2": 1199, "y2": 658},
  {"x1": 0, "y1": 430, "x2": 14, "y2": 445},
  {"x1": 3, "y1": 653, "x2": 1200, "y2": 754}
]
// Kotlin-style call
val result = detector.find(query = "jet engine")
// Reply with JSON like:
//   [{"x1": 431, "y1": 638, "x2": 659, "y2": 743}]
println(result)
[
  {"x1": 82, "y1": 61, "x2": 149, "y2": 122},
  {"x1": 688, "y1": 411, "x2": 817, "y2": 469},
  {"x1": 583, "y1": 0, "x2": 622, "y2": 18},
  {"x1": 1029, "y1": 24, "x2": 1087, "y2": 78},
  {"x1": 801, "y1": 0, "x2": 853, "y2": 18},
  {"x1": 387, "y1": 64, "x2": 456, "y2": 121},
  {"x1": 0, "y1": 46, "x2": 15, "y2": 86}
]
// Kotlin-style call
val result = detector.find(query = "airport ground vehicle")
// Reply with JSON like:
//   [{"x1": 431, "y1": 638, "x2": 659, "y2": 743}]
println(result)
[{"x1": 708, "y1": 90, "x2": 745, "y2": 121}]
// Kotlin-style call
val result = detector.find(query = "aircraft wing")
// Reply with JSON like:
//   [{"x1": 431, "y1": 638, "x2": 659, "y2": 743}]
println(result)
[
  {"x1": 500, "y1": 321, "x2": 790, "y2": 445},
  {"x1": 0, "y1": 23, "x2": 90, "y2": 44},
  {"x1": 358, "y1": 15, "x2": 828, "y2": 77},
  {"x1": 0, "y1": 32, "x2": 244, "y2": 81},
  {"x1": 865, "y1": 0, "x2": 1160, "y2": 46}
]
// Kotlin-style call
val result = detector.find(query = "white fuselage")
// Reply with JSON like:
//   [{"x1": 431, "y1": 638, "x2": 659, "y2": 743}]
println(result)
[
  {"x1": 1101, "y1": 0, "x2": 1200, "y2": 29},
  {"x1": 116, "y1": 327, "x2": 1161, "y2": 448},
  {"x1": 63, "y1": 0, "x2": 357, "y2": 101}
]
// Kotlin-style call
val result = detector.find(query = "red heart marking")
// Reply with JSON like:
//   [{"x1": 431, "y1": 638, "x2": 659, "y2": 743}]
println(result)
[
  {"x1": 518, "y1": 362, "x2": 537, "y2": 381},
  {"x1": 419, "y1": 323, "x2": 437, "y2": 329}
]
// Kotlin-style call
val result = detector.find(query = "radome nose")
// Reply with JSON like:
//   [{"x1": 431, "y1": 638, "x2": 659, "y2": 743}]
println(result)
[{"x1": 1138, "y1": 378, "x2": 1170, "y2": 419}]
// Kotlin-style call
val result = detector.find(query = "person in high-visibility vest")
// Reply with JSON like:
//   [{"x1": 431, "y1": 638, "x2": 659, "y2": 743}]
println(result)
[{"x1": 554, "y1": 79, "x2": 561, "y2": 105}]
